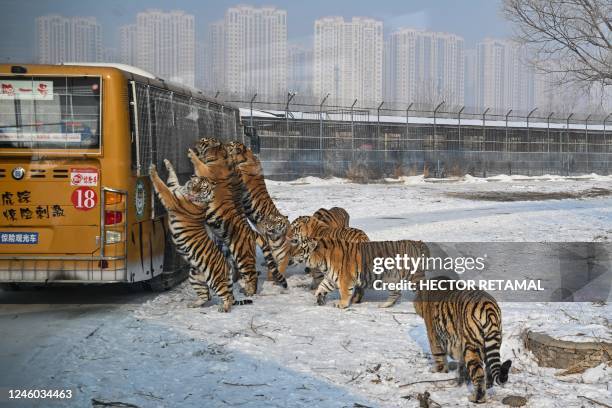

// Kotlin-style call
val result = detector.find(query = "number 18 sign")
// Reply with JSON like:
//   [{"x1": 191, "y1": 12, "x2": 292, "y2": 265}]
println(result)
[{"x1": 71, "y1": 187, "x2": 98, "y2": 210}]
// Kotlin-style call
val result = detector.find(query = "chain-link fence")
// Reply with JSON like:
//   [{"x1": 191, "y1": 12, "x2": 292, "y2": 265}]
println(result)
[{"x1": 226, "y1": 96, "x2": 612, "y2": 180}]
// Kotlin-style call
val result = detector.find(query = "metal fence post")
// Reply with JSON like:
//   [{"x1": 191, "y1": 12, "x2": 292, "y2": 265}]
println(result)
[
  {"x1": 285, "y1": 92, "x2": 295, "y2": 146},
  {"x1": 565, "y1": 112, "x2": 574, "y2": 173},
  {"x1": 433, "y1": 101, "x2": 445, "y2": 153},
  {"x1": 377, "y1": 101, "x2": 384, "y2": 159},
  {"x1": 319, "y1": 93, "x2": 330, "y2": 172},
  {"x1": 605, "y1": 113, "x2": 612, "y2": 172},
  {"x1": 249, "y1": 93, "x2": 257, "y2": 131},
  {"x1": 505, "y1": 109, "x2": 513, "y2": 153},
  {"x1": 482, "y1": 107, "x2": 490, "y2": 152},
  {"x1": 406, "y1": 102, "x2": 413, "y2": 145},
  {"x1": 585, "y1": 114, "x2": 591, "y2": 171},
  {"x1": 547, "y1": 112, "x2": 553, "y2": 153},
  {"x1": 526, "y1": 108, "x2": 537, "y2": 154},
  {"x1": 351, "y1": 98, "x2": 357, "y2": 162},
  {"x1": 457, "y1": 106, "x2": 465, "y2": 149},
  {"x1": 565, "y1": 113, "x2": 573, "y2": 154}
]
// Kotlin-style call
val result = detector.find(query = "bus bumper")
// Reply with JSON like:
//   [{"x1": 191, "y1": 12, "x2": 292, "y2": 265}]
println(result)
[{"x1": 0, "y1": 256, "x2": 127, "y2": 283}]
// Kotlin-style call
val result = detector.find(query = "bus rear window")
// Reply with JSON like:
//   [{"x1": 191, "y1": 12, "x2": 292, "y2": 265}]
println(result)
[{"x1": 0, "y1": 76, "x2": 101, "y2": 149}]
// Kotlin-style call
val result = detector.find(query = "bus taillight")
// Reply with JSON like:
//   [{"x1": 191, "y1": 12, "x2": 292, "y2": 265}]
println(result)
[
  {"x1": 104, "y1": 191, "x2": 123, "y2": 205},
  {"x1": 105, "y1": 210, "x2": 123, "y2": 225}
]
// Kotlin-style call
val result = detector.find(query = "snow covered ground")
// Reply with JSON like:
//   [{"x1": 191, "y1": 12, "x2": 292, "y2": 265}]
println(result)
[{"x1": 1, "y1": 175, "x2": 611, "y2": 407}]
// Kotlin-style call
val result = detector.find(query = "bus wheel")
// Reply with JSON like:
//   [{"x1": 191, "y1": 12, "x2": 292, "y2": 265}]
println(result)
[
  {"x1": 125, "y1": 281, "x2": 147, "y2": 293},
  {"x1": 0, "y1": 283, "x2": 21, "y2": 291},
  {"x1": 145, "y1": 274, "x2": 168, "y2": 292}
]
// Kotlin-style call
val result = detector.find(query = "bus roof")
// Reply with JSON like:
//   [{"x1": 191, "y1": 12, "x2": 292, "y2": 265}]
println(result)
[{"x1": 61, "y1": 62, "x2": 156, "y2": 79}]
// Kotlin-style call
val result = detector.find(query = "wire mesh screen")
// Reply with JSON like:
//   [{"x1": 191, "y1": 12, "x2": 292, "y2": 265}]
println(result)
[{"x1": 133, "y1": 82, "x2": 241, "y2": 214}]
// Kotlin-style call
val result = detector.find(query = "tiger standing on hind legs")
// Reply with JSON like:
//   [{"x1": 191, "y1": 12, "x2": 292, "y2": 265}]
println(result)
[
  {"x1": 412, "y1": 273, "x2": 512, "y2": 403},
  {"x1": 187, "y1": 140, "x2": 287, "y2": 292},
  {"x1": 223, "y1": 141, "x2": 291, "y2": 282},
  {"x1": 148, "y1": 160, "x2": 252, "y2": 312}
]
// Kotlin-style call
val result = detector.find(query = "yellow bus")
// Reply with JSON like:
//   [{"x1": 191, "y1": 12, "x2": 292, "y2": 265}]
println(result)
[{"x1": 0, "y1": 63, "x2": 242, "y2": 289}]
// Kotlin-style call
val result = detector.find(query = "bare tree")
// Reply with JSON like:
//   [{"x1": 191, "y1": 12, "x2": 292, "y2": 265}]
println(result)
[{"x1": 503, "y1": 0, "x2": 611, "y2": 91}]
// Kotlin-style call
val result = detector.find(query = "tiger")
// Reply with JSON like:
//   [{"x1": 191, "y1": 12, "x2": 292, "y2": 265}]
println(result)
[
  {"x1": 289, "y1": 216, "x2": 370, "y2": 291},
  {"x1": 289, "y1": 206, "x2": 351, "y2": 281},
  {"x1": 412, "y1": 273, "x2": 512, "y2": 403},
  {"x1": 312, "y1": 207, "x2": 350, "y2": 228},
  {"x1": 148, "y1": 160, "x2": 252, "y2": 312},
  {"x1": 224, "y1": 141, "x2": 291, "y2": 280},
  {"x1": 187, "y1": 141, "x2": 288, "y2": 293},
  {"x1": 292, "y1": 237, "x2": 428, "y2": 308},
  {"x1": 258, "y1": 213, "x2": 291, "y2": 272}
]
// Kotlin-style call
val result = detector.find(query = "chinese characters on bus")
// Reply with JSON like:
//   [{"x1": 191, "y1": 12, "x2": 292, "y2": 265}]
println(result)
[{"x1": 1, "y1": 190, "x2": 65, "y2": 222}]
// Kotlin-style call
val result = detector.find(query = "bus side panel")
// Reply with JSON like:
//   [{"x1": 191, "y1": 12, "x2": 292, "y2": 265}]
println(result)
[{"x1": 125, "y1": 177, "x2": 165, "y2": 283}]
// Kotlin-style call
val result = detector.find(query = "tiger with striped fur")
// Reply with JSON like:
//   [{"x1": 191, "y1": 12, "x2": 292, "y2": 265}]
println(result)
[
  {"x1": 412, "y1": 272, "x2": 512, "y2": 403},
  {"x1": 187, "y1": 140, "x2": 287, "y2": 292},
  {"x1": 312, "y1": 207, "x2": 350, "y2": 228},
  {"x1": 149, "y1": 160, "x2": 252, "y2": 312},
  {"x1": 289, "y1": 206, "x2": 351, "y2": 281},
  {"x1": 224, "y1": 141, "x2": 291, "y2": 280},
  {"x1": 292, "y1": 237, "x2": 428, "y2": 308},
  {"x1": 289, "y1": 216, "x2": 369, "y2": 290}
]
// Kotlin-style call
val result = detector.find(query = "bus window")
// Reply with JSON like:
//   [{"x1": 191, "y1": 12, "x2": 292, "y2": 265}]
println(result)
[{"x1": 0, "y1": 76, "x2": 101, "y2": 149}]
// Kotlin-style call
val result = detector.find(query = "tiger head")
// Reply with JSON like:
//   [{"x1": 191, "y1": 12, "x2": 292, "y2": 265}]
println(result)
[
  {"x1": 182, "y1": 176, "x2": 215, "y2": 206},
  {"x1": 289, "y1": 216, "x2": 311, "y2": 241},
  {"x1": 225, "y1": 141, "x2": 249, "y2": 164},
  {"x1": 195, "y1": 137, "x2": 228, "y2": 163},
  {"x1": 261, "y1": 214, "x2": 290, "y2": 241},
  {"x1": 289, "y1": 236, "x2": 319, "y2": 266}
]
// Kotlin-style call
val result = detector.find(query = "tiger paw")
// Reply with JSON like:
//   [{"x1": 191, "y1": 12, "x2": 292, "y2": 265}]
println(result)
[
  {"x1": 218, "y1": 302, "x2": 232, "y2": 313},
  {"x1": 457, "y1": 365, "x2": 468, "y2": 385},
  {"x1": 275, "y1": 278, "x2": 288, "y2": 289},
  {"x1": 163, "y1": 159, "x2": 174, "y2": 171},
  {"x1": 187, "y1": 298, "x2": 210, "y2": 308},
  {"x1": 148, "y1": 164, "x2": 157, "y2": 175},
  {"x1": 187, "y1": 148, "x2": 197, "y2": 160},
  {"x1": 430, "y1": 365, "x2": 449, "y2": 373},
  {"x1": 468, "y1": 392, "x2": 486, "y2": 404},
  {"x1": 334, "y1": 302, "x2": 349, "y2": 309}
]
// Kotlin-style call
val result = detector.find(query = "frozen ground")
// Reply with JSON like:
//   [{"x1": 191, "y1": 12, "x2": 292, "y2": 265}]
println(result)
[{"x1": 1, "y1": 175, "x2": 611, "y2": 407}]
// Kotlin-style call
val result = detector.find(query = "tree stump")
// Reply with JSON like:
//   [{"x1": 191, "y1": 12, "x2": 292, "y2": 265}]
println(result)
[{"x1": 523, "y1": 330, "x2": 612, "y2": 370}]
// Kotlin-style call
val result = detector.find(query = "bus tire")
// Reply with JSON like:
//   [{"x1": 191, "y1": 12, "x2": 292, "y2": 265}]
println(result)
[
  {"x1": 144, "y1": 273, "x2": 168, "y2": 292},
  {"x1": 125, "y1": 281, "x2": 147, "y2": 293}
]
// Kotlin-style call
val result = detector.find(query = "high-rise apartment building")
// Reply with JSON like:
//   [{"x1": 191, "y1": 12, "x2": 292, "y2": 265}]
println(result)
[
  {"x1": 475, "y1": 38, "x2": 535, "y2": 111},
  {"x1": 223, "y1": 6, "x2": 287, "y2": 98},
  {"x1": 119, "y1": 24, "x2": 137, "y2": 66},
  {"x1": 313, "y1": 17, "x2": 383, "y2": 105},
  {"x1": 36, "y1": 15, "x2": 101, "y2": 64},
  {"x1": 130, "y1": 10, "x2": 195, "y2": 86},
  {"x1": 203, "y1": 21, "x2": 226, "y2": 92},
  {"x1": 385, "y1": 29, "x2": 464, "y2": 107},
  {"x1": 288, "y1": 44, "x2": 313, "y2": 96},
  {"x1": 464, "y1": 48, "x2": 477, "y2": 108}
]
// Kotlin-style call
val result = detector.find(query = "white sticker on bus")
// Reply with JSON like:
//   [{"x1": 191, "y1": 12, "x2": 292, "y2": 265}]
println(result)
[
  {"x1": 0, "y1": 80, "x2": 54, "y2": 100},
  {"x1": 0, "y1": 133, "x2": 82, "y2": 143},
  {"x1": 70, "y1": 168, "x2": 98, "y2": 186}
]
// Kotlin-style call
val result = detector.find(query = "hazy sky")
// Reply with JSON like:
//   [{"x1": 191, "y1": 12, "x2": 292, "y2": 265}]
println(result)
[{"x1": 1, "y1": 0, "x2": 512, "y2": 62}]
